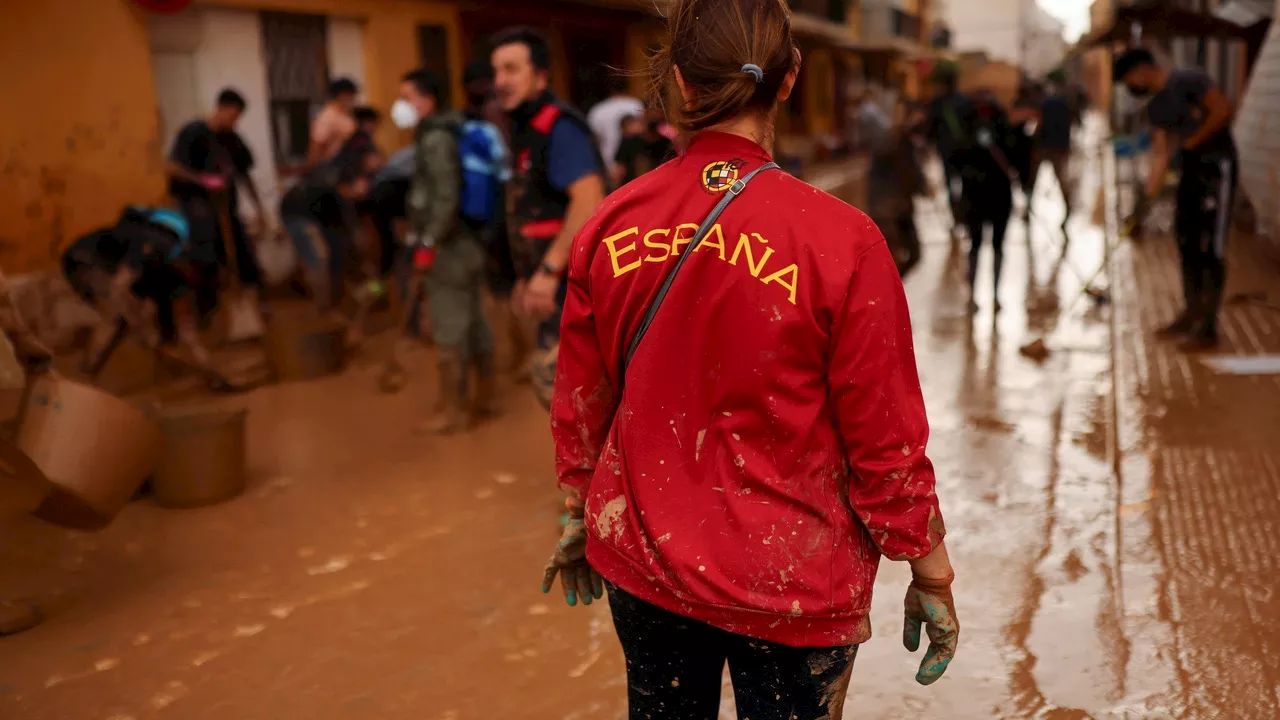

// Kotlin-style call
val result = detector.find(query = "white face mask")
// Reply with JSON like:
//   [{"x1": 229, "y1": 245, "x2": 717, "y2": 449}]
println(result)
[{"x1": 391, "y1": 99, "x2": 419, "y2": 129}]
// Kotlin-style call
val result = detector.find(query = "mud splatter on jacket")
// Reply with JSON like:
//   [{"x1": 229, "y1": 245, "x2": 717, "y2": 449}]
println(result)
[{"x1": 551, "y1": 131, "x2": 946, "y2": 648}]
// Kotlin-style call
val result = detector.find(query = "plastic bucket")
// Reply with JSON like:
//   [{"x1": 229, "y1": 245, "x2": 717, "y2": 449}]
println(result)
[
  {"x1": 265, "y1": 320, "x2": 346, "y2": 383},
  {"x1": 17, "y1": 376, "x2": 164, "y2": 530},
  {"x1": 151, "y1": 406, "x2": 247, "y2": 509}
]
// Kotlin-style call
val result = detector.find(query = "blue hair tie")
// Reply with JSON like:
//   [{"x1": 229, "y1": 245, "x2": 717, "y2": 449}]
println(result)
[{"x1": 741, "y1": 64, "x2": 764, "y2": 83}]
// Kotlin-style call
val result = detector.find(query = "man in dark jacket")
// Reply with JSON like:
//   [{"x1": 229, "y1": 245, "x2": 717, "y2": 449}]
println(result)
[{"x1": 491, "y1": 26, "x2": 606, "y2": 406}]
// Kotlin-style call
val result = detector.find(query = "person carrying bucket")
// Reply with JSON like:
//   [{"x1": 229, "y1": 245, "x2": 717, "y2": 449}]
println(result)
[{"x1": 538, "y1": 0, "x2": 959, "y2": 716}]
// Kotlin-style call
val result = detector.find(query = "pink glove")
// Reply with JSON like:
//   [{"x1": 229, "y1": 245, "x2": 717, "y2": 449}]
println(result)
[{"x1": 198, "y1": 173, "x2": 228, "y2": 192}]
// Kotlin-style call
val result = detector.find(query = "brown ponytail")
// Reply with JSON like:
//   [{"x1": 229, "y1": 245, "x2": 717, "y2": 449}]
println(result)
[{"x1": 648, "y1": 0, "x2": 797, "y2": 133}]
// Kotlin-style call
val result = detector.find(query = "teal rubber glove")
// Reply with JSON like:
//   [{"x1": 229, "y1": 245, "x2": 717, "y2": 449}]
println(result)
[
  {"x1": 540, "y1": 498, "x2": 603, "y2": 608},
  {"x1": 903, "y1": 572, "x2": 959, "y2": 685}
]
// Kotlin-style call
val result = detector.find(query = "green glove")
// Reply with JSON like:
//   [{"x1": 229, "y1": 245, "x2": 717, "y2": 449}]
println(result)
[
  {"x1": 540, "y1": 497, "x2": 603, "y2": 607},
  {"x1": 903, "y1": 572, "x2": 959, "y2": 685}
]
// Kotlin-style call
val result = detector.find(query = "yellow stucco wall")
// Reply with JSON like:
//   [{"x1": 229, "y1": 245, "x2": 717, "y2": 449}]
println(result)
[
  {"x1": 0, "y1": 0, "x2": 166, "y2": 273},
  {"x1": 0, "y1": 0, "x2": 461, "y2": 273}
]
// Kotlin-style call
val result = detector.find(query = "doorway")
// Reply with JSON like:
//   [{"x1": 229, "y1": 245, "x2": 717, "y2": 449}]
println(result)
[{"x1": 151, "y1": 51, "x2": 201, "y2": 157}]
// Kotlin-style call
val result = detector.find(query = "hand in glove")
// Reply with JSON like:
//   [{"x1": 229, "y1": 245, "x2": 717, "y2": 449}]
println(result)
[
  {"x1": 541, "y1": 497, "x2": 604, "y2": 607},
  {"x1": 903, "y1": 571, "x2": 959, "y2": 685}
]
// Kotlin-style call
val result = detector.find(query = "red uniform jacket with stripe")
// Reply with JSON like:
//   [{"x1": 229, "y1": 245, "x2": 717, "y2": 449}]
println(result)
[{"x1": 551, "y1": 131, "x2": 946, "y2": 647}]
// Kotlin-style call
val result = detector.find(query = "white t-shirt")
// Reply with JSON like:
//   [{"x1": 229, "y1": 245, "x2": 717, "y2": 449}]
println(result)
[{"x1": 587, "y1": 95, "x2": 645, "y2": 169}]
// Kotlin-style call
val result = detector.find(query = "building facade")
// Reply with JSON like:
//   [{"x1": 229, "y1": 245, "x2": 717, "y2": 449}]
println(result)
[
  {"x1": 2, "y1": 0, "x2": 467, "y2": 275},
  {"x1": 2, "y1": 0, "x2": 897, "y2": 280},
  {"x1": 942, "y1": 0, "x2": 1066, "y2": 76}
]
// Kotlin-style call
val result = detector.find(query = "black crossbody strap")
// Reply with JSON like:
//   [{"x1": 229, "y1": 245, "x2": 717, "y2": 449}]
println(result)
[{"x1": 623, "y1": 161, "x2": 780, "y2": 374}]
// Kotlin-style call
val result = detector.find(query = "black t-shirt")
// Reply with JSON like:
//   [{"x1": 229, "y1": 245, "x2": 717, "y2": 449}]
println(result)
[
  {"x1": 168, "y1": 120, "x2": 255, "y2": 204},
  {"x1": 958, "y1": 101, "x2": 1018, "y2": 185},
  {"x1": 924, "y1": 92, "x2": 977, "y2": 158},
  {"x1": 1038, "y1": 96, "x2": 1073, "y2": 151},
  {"x1": 280, "y1": 174, "x2": 351, "y2": 229},
  {"x1": 336, "y1": 130, "x2": 377, "y2": 170}
]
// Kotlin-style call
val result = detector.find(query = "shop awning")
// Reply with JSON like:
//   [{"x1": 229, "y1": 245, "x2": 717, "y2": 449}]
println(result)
[
  {"x1": 1075, "y1": 0, "x2": 1268, "y2": 49},
  {"x1": 788, "y1": 12, "x2": 863, "y2": 51}
]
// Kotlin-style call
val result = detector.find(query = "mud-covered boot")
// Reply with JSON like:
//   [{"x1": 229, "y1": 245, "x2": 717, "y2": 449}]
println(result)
[
  {"x1": 419, "y1": 354, "x2": 468, "y2": 435},
  {"x1": 472, "y1": 355, "x2": 500, "y2": 420}
]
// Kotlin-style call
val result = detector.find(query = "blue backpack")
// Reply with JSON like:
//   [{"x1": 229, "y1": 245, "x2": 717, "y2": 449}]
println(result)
[{"x1": 458, "y1": 119, "x2": 507, "y2": 224}]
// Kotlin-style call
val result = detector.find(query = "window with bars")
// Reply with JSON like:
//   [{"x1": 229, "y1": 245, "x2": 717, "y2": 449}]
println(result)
[{"x1": 260, "y1": 11, "x2": 329, "y2": 170}]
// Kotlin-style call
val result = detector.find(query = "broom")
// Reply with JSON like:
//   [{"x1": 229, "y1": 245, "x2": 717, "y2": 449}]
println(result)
[
  {"x1": 1026, "y1": 207, "x2": 1110, "y2": 306},
  {"x1": 1019, "y1": 178, "x2": 1154, "y2": 361},
  {"x1": 1018, "y1": 226, "x2": 1115, "y2": 361}
]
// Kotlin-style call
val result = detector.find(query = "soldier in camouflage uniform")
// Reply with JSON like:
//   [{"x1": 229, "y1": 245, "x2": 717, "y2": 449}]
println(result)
[{"x1": 397, "y1": 68, "x2": 496, "y2": 434}]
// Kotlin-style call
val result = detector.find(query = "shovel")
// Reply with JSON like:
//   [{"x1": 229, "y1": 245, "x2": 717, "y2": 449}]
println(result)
[{"x1": 212, "y1": 193, "x2": 266, "y2": 343}]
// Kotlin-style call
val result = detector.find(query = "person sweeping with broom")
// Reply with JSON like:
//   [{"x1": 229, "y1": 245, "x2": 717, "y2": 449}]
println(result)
[
  {"x1": 539, "y1": 0, "x2": 958, "y2": 715},
  {"x1": 1115, "y1": 47, "x2": 1237, "y2": 351}
]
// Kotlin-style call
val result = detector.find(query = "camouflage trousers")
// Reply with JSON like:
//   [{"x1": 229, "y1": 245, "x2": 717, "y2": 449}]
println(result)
[{"x1": 423, "y1": 234, "x2": 494, "y2": 361}]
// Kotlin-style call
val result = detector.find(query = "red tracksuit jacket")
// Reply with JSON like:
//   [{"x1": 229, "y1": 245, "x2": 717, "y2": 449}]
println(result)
[{"x1": 551, "y1": 132, "x2": 945, "y2": 647}]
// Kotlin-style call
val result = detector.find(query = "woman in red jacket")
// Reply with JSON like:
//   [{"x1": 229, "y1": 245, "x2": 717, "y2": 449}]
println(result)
[{"x1": 541, "y1": 0, "x2": 959, "y2": 715}]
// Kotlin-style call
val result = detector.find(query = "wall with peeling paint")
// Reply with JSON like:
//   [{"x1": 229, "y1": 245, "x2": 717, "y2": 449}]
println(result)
[
  {"x1": 0, "y1": 0, "x2": 166, "y2": 274},
  {"x1": 1, "y1": 0, "x2": 463, "y2": 277}
]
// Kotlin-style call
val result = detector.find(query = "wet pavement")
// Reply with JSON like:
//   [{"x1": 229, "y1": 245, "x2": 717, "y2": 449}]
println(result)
[{"x1": 1, "y1": 119, "x2": 1278, "y2": 718}]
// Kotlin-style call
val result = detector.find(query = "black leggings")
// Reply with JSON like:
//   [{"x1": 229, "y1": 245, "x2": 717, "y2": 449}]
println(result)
[
  {"x1": 963, "y1": 185, "x2": 1013, "y2": 294},
  {"x1": 366, "y1": 178, "x2": 409, "y2": 277},
  {"x1": 1173, "y1": 148, "x2": 1237, "y2": 335},
  {"x1": 607, "y1": 584, "x2": 858, "y2": 720}
]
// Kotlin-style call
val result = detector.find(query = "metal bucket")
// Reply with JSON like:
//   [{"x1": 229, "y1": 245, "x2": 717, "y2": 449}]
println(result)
[
  {"x1": 17, "y1": 376, "x2": 164, "y2": 530},
  {"x1": 151, "y1": 406, "x2": 247, "y2": 509},
  {"x1": 265, "y1": 320, "x2": 346, "y2": 383}
]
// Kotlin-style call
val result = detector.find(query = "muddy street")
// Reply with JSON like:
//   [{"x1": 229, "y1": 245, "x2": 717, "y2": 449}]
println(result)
[{"x1": 1, "y1": 128, "x2": 1276, "y2": 719}]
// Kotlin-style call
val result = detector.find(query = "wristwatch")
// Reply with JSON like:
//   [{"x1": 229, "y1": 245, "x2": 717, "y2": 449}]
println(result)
[{"x1": 539, "y1": 260, "x2": 565, "y2": 277}]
